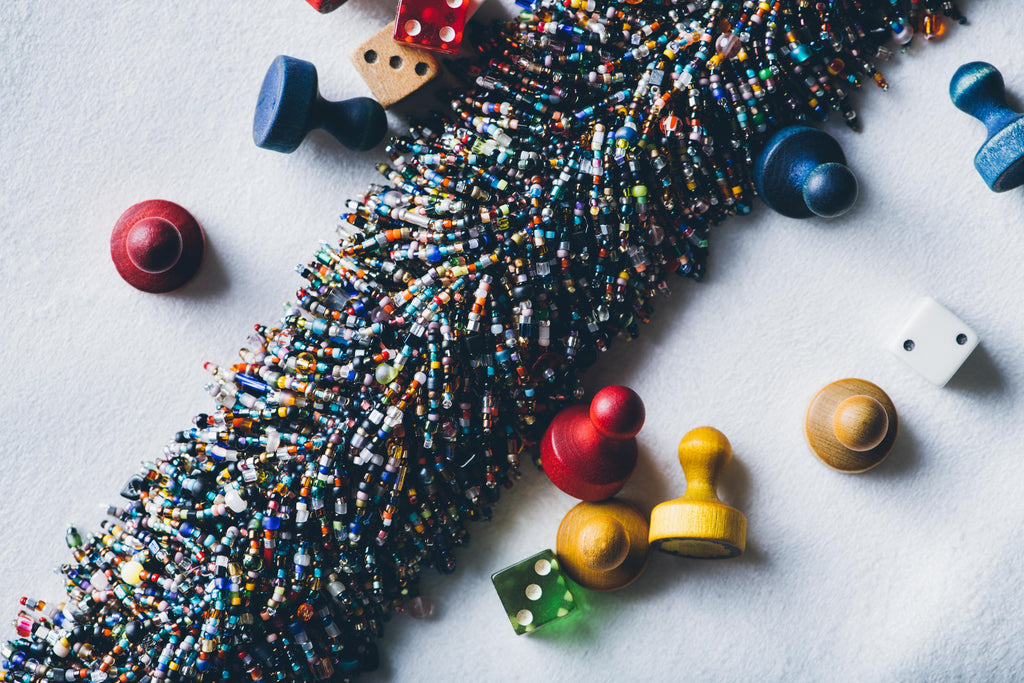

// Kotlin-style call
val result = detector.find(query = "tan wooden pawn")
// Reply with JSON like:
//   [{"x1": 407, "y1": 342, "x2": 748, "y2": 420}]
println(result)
[
  {"x1": 555, "y1": 500, "x2": 649, "y2": 591},
  {"x1": 648, "y1": 426, "x2": 746, "y2": 558},
  {"x1": 805, "y1": 378, "x2": 898, "y2": 473}
]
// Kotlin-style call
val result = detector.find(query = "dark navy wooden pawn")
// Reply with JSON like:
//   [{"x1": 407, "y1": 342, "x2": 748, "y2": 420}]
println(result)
[
  {"x1": 950, "y1": 62, "x2": 1024, "y2": 192},
  {"x1": 253, "y1": 55, "x2": 387, "y2": 154},
  {"x1": 753, "y1": 125, "x2": 859, "y2": 219}
]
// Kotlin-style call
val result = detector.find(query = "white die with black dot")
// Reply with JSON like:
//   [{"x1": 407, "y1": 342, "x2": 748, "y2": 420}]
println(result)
[{"x1": 889, "y1": 297, "x2": 979, "y2": 386}]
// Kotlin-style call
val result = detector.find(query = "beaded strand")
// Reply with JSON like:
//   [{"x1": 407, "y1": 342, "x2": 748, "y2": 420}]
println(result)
[{"x1": 2, "y1": 1, "x2": 963, "y2": 680}]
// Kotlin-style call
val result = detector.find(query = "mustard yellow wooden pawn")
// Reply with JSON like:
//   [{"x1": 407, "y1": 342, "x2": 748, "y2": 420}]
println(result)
[
  {"x1": 648, "y1": 427, "x2": 746, "y2": 559},
  {"x1": 805, "y1": 378, "x2": 898, "y2": 473},
  {"x1": 556, "y1": 500, "x2": 649, "y2": 591}
]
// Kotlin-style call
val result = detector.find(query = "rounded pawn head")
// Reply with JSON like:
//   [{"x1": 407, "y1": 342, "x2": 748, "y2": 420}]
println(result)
[
  {"x1": 832, "y1": 395, "x2": 889, "y2": 452},
  {"x1": 677, "y1": 426, "x2": 732, "y2": 480},
  {"x1": 803, "y1": 162, "x2": 858, "y2": 218},
  {"x1": 125, "y1": 217, "x2": 183, "y2": 274},
  {"x1": 590, "y1": 385, "x2": 645, "y2": 440},
  {"x1": 577, "y1": 515, "x2": 629, "y2": 572},
  {"x1": 950, "y1": 61, "x2": 1006, "y2": 121}
]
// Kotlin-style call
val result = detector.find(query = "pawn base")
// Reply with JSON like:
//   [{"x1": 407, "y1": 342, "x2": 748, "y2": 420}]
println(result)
[
  {"x1": 976, "y1": 117, "x2": 1024, "y2": 191},
  {"x1": 649, "y1": 499, "x2": 746, "y2": 559},
  {"x1": 541, "y1": 405, "x2": 637, "y2": 502},
  {"x1": 254, "y1": 56, "x2": 317, "y2": 153}
]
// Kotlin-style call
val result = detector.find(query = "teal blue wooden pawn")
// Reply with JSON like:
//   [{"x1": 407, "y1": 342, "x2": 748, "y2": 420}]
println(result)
[
  {"x1": 950, "y1": 62, "x2": 1024, "y2": 192},
  {"x1": 753, "y1": 125, "x2": 859, "y2": 219},
  {"x1": 254, "y1": 55, "x2": 387, "y2": 154}
]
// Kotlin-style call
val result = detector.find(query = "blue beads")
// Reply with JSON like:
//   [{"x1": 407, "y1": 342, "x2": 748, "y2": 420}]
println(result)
[
  {"x1": 236, "y1": 373, "x2": 268, "y2": 394},
  {"x1": 614, "y1": 124, "x2": 639, "y2": 147},
  {"x1": 424, "y1": 244, "x2": 443, "y2": 263},
  {"x1": 790, "y1": 44, "x2": 812, "y2": 63}
]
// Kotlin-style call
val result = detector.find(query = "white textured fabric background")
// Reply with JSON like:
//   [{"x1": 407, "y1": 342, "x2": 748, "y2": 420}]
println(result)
[{"x1": 2, "y1": 1, "x2": 1023, "y2": 681}]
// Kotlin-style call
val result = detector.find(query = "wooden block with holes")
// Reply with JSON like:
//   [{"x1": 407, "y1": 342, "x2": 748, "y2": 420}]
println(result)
[{"x1": 350, "y1": 22, "x2": 439, "y2": 108}]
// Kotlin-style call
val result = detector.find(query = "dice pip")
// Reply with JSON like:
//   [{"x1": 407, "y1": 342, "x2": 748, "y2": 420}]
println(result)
[
  {"x1": 490, "y1": 550, "x2": 578, "y2": 634},
  {"x1": 393, "y1": 0, "x2": 468, "y2": 55},
  {"x1": 889, "y1": 297, "x2": 979, "y2": 386}
]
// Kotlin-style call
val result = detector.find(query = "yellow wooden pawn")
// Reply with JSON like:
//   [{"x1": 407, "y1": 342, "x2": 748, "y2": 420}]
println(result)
[
  {"x1": 648, "y1": 426, "x2": 746, "y2": 559},
  {"x1": 556, "y1": 500, "x2": 649, "y2": 591}
]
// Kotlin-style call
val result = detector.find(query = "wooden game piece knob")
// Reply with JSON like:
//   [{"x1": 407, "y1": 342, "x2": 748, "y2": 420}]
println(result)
[
  {"x1": 541, "y1": 386, "x2": 645, "y2": 501},
  {"x1": 110, "y1": 200, "x2": 205, "y2": 293},
  {"x1": 648, "y1": 426, "x2": 746, "y2": 559},
  {"x1": 806, "y1": 379, "x2": 898, "y2": 473},
  {"x1": 832, "y1": 395, "x2": 888, "y2": 452},
  {"x1": 556, "y1": 500, "x2": 649, "y2": 591},
  {"x1": 253, "y1": 55, "x2": 387, "y2": 154},
  {"x1": 576, "y1": 515, "x2": 629, "y2": 572},
  {"x1": 590, "y1": 384, "x2": 646, "y2": 440},
  {"x1": 125, "y1": 217, "x2": 182, "y2": 274},
  {"x1": 753, "y1": 125, "x2": 859, "y2": 218},
  {"x1": 949, "y1": 62, "x2": 1024, "y2": 192}
]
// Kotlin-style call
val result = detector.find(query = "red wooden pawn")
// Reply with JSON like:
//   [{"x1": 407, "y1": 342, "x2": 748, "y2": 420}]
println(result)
[
  {"x1": 110, "y1": 200, "x2": 205, "y2": 293},
  {"x1": 540, "y1": 385, "x2": 645, "y2": 501}
]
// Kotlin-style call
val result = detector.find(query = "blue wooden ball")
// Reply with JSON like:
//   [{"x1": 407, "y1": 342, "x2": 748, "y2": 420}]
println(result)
[{"x1": 254, "y1": 55, "x2": 387, "y2": 154}]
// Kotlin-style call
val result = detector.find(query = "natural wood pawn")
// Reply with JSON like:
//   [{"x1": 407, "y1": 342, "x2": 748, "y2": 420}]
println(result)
[
  {"x1": 648, "y1": 427, "x2": 746, "y2": 559},
  {"x1": 805, "y1": 378, "x2": 898, "y2": 473},
  {"x1": 556, "y1": 500, "x2": 650, "y2": 591}
]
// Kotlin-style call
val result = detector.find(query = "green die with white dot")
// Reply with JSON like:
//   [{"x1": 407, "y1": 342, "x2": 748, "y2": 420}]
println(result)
[{"x1": 490, "y1": 549, "x2": 578, "y2": 635}]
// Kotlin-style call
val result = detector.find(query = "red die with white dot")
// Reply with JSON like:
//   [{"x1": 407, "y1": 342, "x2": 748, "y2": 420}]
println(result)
[{"x1": 394, "y1": 0, "x2": 468, "y2": 55}]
